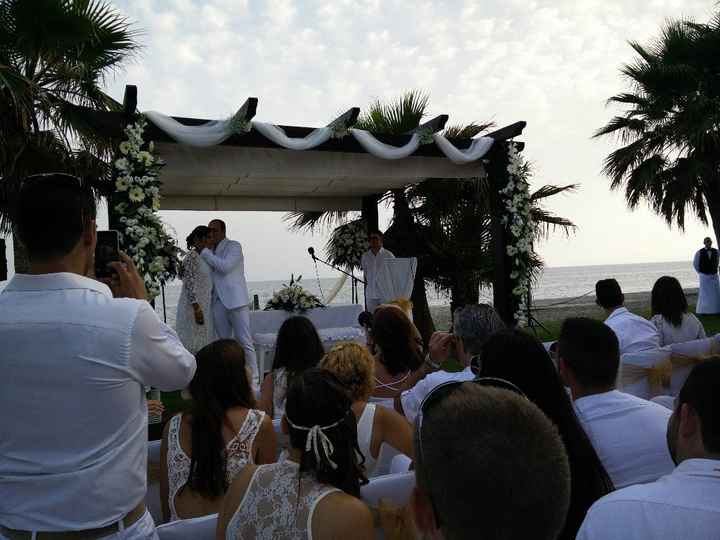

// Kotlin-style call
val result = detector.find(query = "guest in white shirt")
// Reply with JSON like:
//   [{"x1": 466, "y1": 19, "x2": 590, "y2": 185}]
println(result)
[
  {"x1": 596, "y1": 278, "x2": 660, "y2": 354},
  {"x1": 412, "y1": 382, "x2": 571, "y2": 540},
  {"x1": 0, "y1": 174, "x2": 196, "y2": 540},
  {"x1": 650, "y1": 276, "x2": 706, "y2": 346},
  {"x1": 360, "y1": 229, "x2": 395, "y2": 313},
  {"x1": 577, "y1": 358, "x2": 720, "y2": 540},
  {"x1": 396, "y1": 304, "x2": 505, "y2": 423},
  {"x1": 558, "y1": 317, "x2": 675, "y2": 488}
]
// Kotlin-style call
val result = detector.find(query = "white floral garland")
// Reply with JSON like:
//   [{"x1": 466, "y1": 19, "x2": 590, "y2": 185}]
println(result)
[
  {"x1": 113, "y1": 117, "x2": 180, "y2": 299},
  {"x1": 265, "y1": 275, "x2": 324, "y2": 312},
  {"x1": 326, "y1": 219, "x2": 369, "y2": 271},
  {"x1": 500, "y1": 143, "x2": 534, "y2": 324}
]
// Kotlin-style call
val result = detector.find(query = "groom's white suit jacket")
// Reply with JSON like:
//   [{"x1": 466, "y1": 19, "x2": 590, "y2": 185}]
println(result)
[{"x1": 200, "y1": 238, "x2": 250, "y2": 309}]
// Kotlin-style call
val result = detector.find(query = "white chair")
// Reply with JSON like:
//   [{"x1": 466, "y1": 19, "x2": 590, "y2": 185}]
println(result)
[
  {"x1": 361, "y1": 471, "x2": 416, "y2": 508},
  {"x1": 155, "y1": 513, "x2": 217, "y2": 540},
  {"x1": 372, "y1": 443, "x2": 401, "y2": 478},
  {"x1": 390, "y1": 454, "x2": 412, "y2": 474},
  {"x1": 669, "y1": 338, "x2": 714, "y2": 396},
  {"x1": 146, "y1": 440, "x2": 163, "y2": 524},
  {"x1": 651, "y1": 395, "x2": 675, "y2": 410},
  {"x1": 619, "y1": 348, "x2": 672, "y2": 400}
]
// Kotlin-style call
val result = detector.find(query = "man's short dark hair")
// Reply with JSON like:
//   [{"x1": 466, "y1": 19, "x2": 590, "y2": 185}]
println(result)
[
  {"x1": 558, "y1": 317, "x2": 619, "y2": 389},
  {"x1": 595, "y1": 278, "x2": 623, "y2": 309},
  {"x1": 415, "y1": 384, "x2": 570, "y2": 540},
  {"x1": 368, "y1": 228, "x2": 383, "y2": 238},
  {"x1": 678, "y1": 357, "x2": 720, "y2": 453},
  {"x1": 209, "y1": 219, "x2": 226, "y2": 233},
  {"x1": 14, "y1": 174, "x2": 96, "y2": 261}
]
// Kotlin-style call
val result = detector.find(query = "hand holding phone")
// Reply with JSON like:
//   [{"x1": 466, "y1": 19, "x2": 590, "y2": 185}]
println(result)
[
  {"x1": 107, "y1": 252, "x2": 148, "y2": 301},
  {"x1": 95, "y1": 230, "x2": 120, "y2": 278}
]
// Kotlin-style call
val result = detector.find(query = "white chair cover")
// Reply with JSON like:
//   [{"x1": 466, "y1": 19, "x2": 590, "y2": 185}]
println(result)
[
  {"x1": 651, "y1": 395, "x2": 675, "y2": 410},
  {"x1": 156, "y1": 513, "x2": 218, "y2": 540},
  {"x1": 619, "y1": 347, "x2": 672, "y2": 400},
  {"x1": 375, "y1": 258, "x2": 417, "y2": 305},
  {"x1": 390, "y1": 454, "x2": 413, "y2": 474},
  {"x1": 361, "y1": 471, "x2": 416, "y2": 508},
  {"x1": 669, "y1": 337, "x2": 715, "y2": 396},
  {"x1": 372, "y1": 443, "x2": 402, "y2": 478},
  {"x1": 146, "y1": 440, "x2": 163, "y2": 524}
]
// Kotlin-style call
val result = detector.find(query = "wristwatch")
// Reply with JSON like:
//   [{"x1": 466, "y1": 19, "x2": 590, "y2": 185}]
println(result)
[{"x1": 424, "y1": 353, "x2": 441, "y2": 371}]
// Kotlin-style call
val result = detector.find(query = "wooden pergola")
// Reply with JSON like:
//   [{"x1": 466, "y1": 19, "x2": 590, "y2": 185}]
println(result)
[{"x1": 76, "y1": 85, "x2": 527, "y2": 324}]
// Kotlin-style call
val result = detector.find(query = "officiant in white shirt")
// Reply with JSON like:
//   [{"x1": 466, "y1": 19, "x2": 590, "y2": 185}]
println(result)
[
  {"x1": 201, "y1": 219, "x2": 259, "y2": 390},
  {"x1": 360, "y1": 229, "x2": 395, "y2": 312}
]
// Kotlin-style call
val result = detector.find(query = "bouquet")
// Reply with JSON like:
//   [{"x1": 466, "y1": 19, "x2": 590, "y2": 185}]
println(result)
[{"x1": 265, "y1": 274, "x2": 324, "y2": 313}]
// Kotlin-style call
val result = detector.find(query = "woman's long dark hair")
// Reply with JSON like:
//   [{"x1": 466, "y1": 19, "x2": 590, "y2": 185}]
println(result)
[
  {"x1": 371, "y1": 305, "x2": 423, "y2": 375},
  {"x1": 479, "y1": 329, "x2": 614, "y2": 540},
  {"x1": 651, "y1": 276, "x2": 688, "y2": 327},
  {"x1": 185, "y1": 225, "x2": 210, "y2": 250},
  {"x1": 285, "y1": 368, "x2": 367, "y2": 496},
  {"x1": 187, "y1": 339, "x2": 256, "y2": 498},
  {"x1": 271, "y1": 316, "x2": 324, "y2": 378}
]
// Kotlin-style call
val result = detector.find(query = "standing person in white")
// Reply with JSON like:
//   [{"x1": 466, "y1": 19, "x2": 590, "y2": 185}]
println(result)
[
  {"x1": 0, "y1": 174, "x2": 196, "y2": 540},
  {"x1": 558, "y1": 317, "x2": 674, "y2": 489},
  {"x1": 577, "y1": 358, "x2": 720, "y2": 540},
  {"x1": 360, "y1": 229, "x2": 394, "y2": 313},
  {"x1": 201, "y1": 219, "x2": 259, "y2": 390},
  {"x1": 693, "y1": 237, "x2": 720, "y2": 314}
]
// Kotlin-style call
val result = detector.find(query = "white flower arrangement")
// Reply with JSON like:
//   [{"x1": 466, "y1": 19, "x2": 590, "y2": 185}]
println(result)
[
  {"x1": 500, "y1": 143, "x2": 534, "y2": 325},
  {"x1": 326, "y1": 219, "x2": 369, "y2": 270},
  {"x1": 112, "y1": 116, "x2": 181, "y2": 300},
  {"x1": 265, "y1": 275, "x2": 324, "y2": 313}
]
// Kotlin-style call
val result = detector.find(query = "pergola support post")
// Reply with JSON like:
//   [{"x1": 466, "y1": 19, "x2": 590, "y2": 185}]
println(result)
[
  {"x1": 0, "y1": 239, "x2": 7, "y2": 281},
  {"x1": 362, "y1": 194, "x2": 380, "y2": 232},
  {"x1": 488, "y1": 142, "x2": 516, "y2": 326}
]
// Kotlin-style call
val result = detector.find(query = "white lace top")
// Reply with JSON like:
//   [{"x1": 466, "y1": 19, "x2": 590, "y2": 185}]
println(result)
[
  {"x1": 166, "y1": 410, "x2": 265, "y2": 522},
  {"x1": 175, "y1": 250, "x2": 214, "y2": 354},
  {"x1": 225, "y1": 459, "x2": 340, "y2": 540}
]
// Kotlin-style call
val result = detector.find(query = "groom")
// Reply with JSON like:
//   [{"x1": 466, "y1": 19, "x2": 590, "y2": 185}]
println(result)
[{"x1": 201, "y1": 219, "x2": 259, "y2": 390}]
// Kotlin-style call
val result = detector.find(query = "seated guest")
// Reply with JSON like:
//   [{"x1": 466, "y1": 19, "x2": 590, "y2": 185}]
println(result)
[
  {"x1": 577, "y1": 358, "x2": 720, "y2": 539},
  {"x1": 479, "y1": 328, "x2": 614, "y2": 540},
  {"x1": 651, "y1": 276, "x2": 706, "y2": 346},
  {"x1": 320, "y1": 343, "x2": 414, "y2": 477},
  {"x1": 412, "y1": 382, "x2": 571, "y2": 540},
  {"x1": 558, "y1": 318, "x2": 674, "y2": 488},
  {"x1": 218, "y1": 369, "x2": 373, "y2": 539},
  {"x1": 596, "y1": 278, "x2": 660, "y2": 354},
  {"x1": 259, "y1": 316, "x2": 324, "y2": 420},
  {"x1": 160, "y1": 340, "x2": 275, "y2": 522},
  {"x1": 396, "y1": 303, "x2": 505, "y2": 422},
  {"x1": 0, "y1": 174, "x2": 196, "y2": 538},
  {"x1": 369, "y1": 305, "x2": 425, "y2": 408}
]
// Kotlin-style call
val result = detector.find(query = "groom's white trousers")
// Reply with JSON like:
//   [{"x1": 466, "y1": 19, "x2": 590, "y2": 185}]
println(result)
[{"x1": 212, "y1": 296, "x2": 259, "y2": 390}]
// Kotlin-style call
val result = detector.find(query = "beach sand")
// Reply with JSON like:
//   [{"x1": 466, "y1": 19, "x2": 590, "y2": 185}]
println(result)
[{"x1": 429, "y1": 288, "x2": 699, "y2": 330}]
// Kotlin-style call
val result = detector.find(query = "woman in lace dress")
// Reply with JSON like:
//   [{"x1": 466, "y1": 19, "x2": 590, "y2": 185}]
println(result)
[
  {"x1": 159, "y1": 340, "x2": 276, "y2": 522},
  {"x1": 175, "y1": 226, "x2": 215, "y2": 354},
  {"x1": 258, "y1": 316, "x2": 325, "y2": 420},
  {"x1": 218, "y1": 369, "x2": 374, "y2": 540}
]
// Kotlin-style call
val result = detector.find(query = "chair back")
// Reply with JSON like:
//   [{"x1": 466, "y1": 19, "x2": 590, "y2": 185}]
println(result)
[
  {"x1": 650, "y1": 395, "x2": 675, "y2": 410},
  {"x1": 156, "y1": 513, "x2": 217, "y2": 540},
  {"x1": 669, "y1": 338, "x2": 715, "y2": 395},
  {"x1": 372, "y1": 443, "x2": 402, "y2": 478},
  {"x1": 361, "y1": 471, "x2": 416, "y2": 508},
  {"x1": 390, "y1": 454, "x2": 413, "y2": 474},
  {"x1": 619, "y1": 348, "x2": 672, "y2": 399}
]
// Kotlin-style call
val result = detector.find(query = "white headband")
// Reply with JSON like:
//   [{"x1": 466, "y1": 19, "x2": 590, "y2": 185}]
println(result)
[{"x1": 285, "y1": 415, "x2": 346, "y2": 470}]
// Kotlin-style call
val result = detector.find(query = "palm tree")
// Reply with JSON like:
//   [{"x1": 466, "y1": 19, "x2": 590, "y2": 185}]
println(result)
[
  {"x1": 595, "y1": 14, "x2": 720, "y2": 243},
  {"x1": 0, "y1": 0, "x2": 138, "y2": 272}
]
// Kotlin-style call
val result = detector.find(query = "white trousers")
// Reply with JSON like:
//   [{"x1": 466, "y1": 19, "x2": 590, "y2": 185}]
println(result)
[
  {"x1": 212, "y1": 296, "x2": 259, "y2": 389},
  {"x1": 0, "y1": 511, "x2": 158, "y2": 540}
]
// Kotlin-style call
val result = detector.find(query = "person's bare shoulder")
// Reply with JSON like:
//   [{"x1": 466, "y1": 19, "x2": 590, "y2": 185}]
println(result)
[{"x1": 313, "y1": 492, "x2": 375, "y2": 540}]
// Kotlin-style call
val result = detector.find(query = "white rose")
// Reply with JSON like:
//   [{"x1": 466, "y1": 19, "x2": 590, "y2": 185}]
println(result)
[{"x1": 129, "y1": 187, "x2": 145, "y2": 202}]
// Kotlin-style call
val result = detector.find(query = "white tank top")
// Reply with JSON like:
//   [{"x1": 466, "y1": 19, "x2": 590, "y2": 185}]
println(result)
[
  {"x1": 166, "y1": 410, "x2": 265, "y2": 521},
  {"x1": 356, "y1": 403, "x2": 377, "y2": 477},
  {"x1": 225, "y1": 459, "x2": 340, "y2": 539}
]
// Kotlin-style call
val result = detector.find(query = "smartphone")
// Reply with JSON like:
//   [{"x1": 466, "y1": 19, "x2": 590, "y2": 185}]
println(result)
[{"x1": 95, "y1": 230, "x2": 120, "y2": 278}]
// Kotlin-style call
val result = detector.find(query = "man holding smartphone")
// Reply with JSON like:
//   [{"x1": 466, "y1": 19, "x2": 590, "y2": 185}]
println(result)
[{"x1": 0, "y1": 173, "x2": 196, "y2": 540}]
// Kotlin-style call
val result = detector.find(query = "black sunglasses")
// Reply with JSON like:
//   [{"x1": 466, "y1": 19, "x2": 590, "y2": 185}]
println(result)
[
  {"x1": 415, "y1": 376, "x2": 528, "y2": 527},
  {"x1": 20, "y1": 173, "x2": 84, "y2": 191}
]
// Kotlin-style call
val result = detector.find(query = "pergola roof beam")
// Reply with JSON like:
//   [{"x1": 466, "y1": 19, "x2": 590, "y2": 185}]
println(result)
[
  {"x1": 407, "y1": 114, "x2": 449, "y2": 135},
  {"x1": 328, "y1": 107, "x2": 360, "y2": 129}
]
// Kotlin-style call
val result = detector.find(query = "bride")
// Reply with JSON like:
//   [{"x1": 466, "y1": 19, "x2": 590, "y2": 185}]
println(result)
[{"x1": 176, "y1": 226, "x2": 215, "y2": 353}]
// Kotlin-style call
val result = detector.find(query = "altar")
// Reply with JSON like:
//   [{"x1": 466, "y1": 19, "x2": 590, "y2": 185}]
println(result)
[{"x1": 249, "y1": 304, "x2": 365, "y2": 380}]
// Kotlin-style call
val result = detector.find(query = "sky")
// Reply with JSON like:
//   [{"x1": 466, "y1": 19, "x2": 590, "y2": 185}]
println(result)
[{"x1": 2, "y1": 0, "x2": 715, "y2": 281}]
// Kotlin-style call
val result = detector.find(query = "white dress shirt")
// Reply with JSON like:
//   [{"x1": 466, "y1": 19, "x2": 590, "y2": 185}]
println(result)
[
  {"x1": 201, "y1": 238, "x2": 250, "y2": 309},
  {"x1": 651, "y1": 313, "x2": 707, "y2": 347},
  {"x1": 400, "y1": 366, "x2": 475, "y2": 423},
  {"x1": 360, "y1": 247, "x2": 395, "y2": 301},
  {"x1": 574, "y1": 390, "x2": 674, "y2": 489},
  {"x1": 577, "y1": 458, "x2": 720, "y2": 540},
  {"x1": 0, "y1": 273, "x2": 196, "y2": 531},
  {"x1": 605, "y1": 307, "x2": 661, "y2": 355}
]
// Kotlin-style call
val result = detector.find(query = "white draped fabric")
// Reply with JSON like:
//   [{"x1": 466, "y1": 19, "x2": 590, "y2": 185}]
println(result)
[
  {"x1": 143, "y1": 111, "x2": 495, "y2": 164},
  {"x1": 376, "y1": 257, "x2": 417, "y2": 304}
]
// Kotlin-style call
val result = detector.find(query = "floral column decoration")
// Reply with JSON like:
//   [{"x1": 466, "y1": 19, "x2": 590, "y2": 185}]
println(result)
[
  {"x1": 112, "y1": 116, "x2": 181, "y2": 300},
  {"x1": 499, "y1": 143, "x2": 534, "y2": 325}
]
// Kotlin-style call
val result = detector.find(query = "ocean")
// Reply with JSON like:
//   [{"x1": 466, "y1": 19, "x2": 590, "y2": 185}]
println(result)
[{"x1": 0, "y1": 260, "x2": 697, "y2": 327}]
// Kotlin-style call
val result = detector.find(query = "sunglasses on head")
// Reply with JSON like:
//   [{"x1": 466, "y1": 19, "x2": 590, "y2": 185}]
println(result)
[
  {"x1": 20, "y1": 173, "x2": 84, "y2": 191},
  {"x1": 415, "y1": 376, "x2": 528, "y2": 528}
]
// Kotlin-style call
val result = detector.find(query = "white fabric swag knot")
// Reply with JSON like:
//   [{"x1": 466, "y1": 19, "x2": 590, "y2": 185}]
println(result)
[{"x1": 286, "y1": 414, "x2": 347, "y2": 470}]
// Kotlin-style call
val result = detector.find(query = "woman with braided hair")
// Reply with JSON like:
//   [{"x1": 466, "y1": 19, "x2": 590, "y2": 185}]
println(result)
[{"x1": 218, "y1": 368, "x2": 374, "y2": 539}]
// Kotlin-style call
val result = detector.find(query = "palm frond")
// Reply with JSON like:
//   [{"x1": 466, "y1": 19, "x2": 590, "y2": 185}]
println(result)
[
  {"x1": 443, "y1": 121, "x2": 495, "y2": 139},
  {"x1": 283, "y1": 209, "x2": 355, "y2": 233}
]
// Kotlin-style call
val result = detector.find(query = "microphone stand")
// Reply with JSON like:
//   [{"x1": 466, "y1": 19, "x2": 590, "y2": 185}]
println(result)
[{"x1": 309, "y1": 251, "x2": 365, "y2": 305}]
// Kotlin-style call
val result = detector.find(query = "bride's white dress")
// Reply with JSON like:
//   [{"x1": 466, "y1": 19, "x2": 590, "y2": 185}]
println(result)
[{"x1": 175, "y1": 250, "x2": 215, "y2": 354}]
